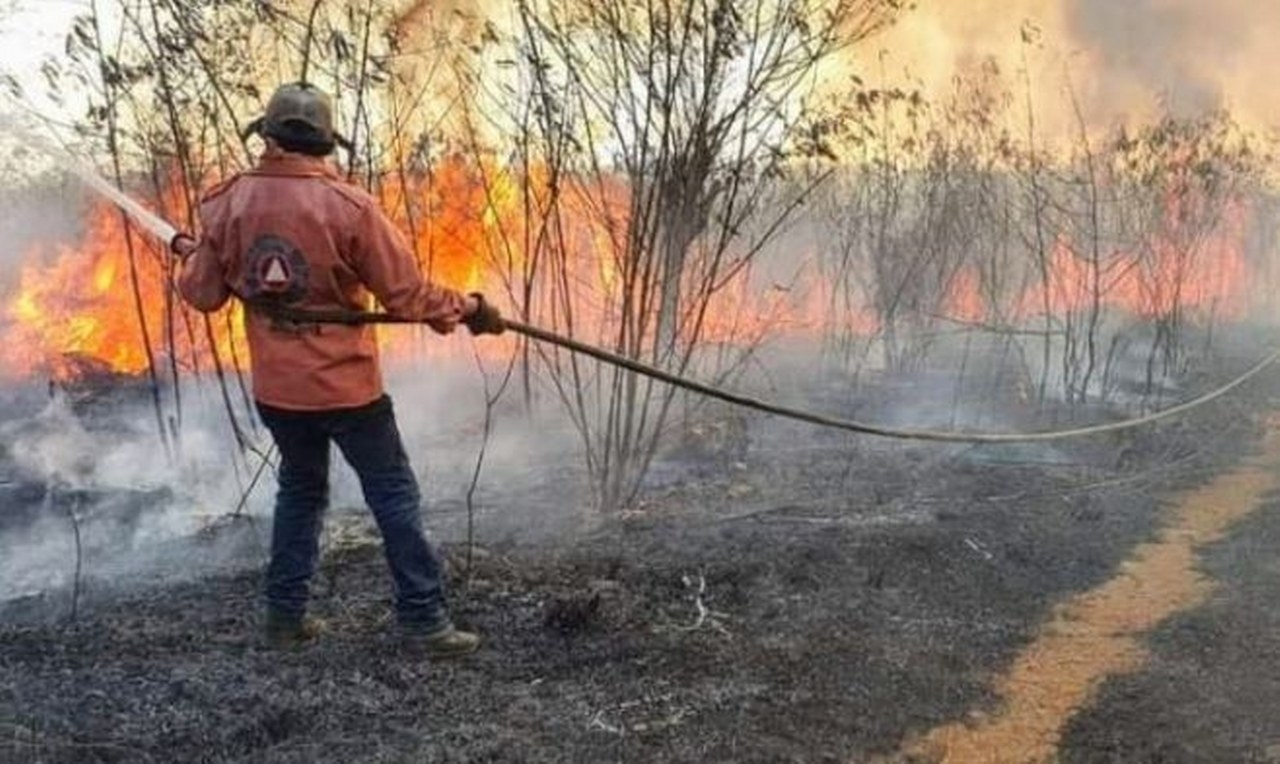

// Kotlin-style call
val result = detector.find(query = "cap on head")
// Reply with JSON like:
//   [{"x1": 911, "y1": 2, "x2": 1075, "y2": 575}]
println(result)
[{"x1": 244, "y1": 82, "x2": 352, "y2": 156}]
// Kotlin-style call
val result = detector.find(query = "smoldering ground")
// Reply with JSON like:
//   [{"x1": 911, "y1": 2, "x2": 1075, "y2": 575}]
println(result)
[
  {"x1": 4, "y1": 328, "x2": 1280, "y2": 762},
  {"x1": 0, "y1": 353, "x2": 599, "y2": 619},
  {"x1": 0, "y1": 310, "x2": 1262, "y2": 613}
]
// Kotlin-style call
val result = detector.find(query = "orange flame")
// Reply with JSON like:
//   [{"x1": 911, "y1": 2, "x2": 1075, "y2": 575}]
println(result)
[
  {"x1": 0, "y1": 190, "x2": 242, "y2": 382},
  {"x1": 0, "y1": 161, "x2": 525, "y2": 382},
  {"x1": 0, "y1": 160, "x2": 1254, "y2": 383}
]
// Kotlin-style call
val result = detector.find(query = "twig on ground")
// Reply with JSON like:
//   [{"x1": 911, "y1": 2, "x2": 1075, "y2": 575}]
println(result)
[
  {"x1": 675, "y1": 572, "x2": 731, "y2": 635},
  {"x1": 587, "y1": 709, "x2": 623, "y2": 735},
  {"x1": 963, "y1": 536, "x2": 995, "y2": 562},
  {"x1": 682, "y1": 573, "x2": 708, "y2": 630},
  {"x1": 589, "y1": 692, "x2": 692, "y2": 735}
]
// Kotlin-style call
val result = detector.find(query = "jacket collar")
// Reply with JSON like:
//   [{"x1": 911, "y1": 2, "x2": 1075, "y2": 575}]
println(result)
[{"x1": 251, "y1": 146, "x2": 339, "y2": 179}]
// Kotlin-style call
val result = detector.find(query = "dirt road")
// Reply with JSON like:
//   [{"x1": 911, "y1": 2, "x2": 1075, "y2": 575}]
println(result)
[{"x1": 896, "y1": 417, "x2": 1280, "y2": 763}]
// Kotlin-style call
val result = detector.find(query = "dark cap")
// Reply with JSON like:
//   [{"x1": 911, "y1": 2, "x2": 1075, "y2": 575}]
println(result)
[
  {"x1": 264, "y1": 83, "x2": 335, "y2": 141},
  {"x1": 243, "y1": 82, "x2": 352, "y2": 155}
]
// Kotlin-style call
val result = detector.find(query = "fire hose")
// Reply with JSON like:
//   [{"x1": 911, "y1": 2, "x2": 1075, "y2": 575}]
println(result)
[
  {"x1": 75, "y1": 166, "x2": 1280, "y2": 445},
  {"x1": 262, "y1": 304, "x2": 1280, "y2": 444}
]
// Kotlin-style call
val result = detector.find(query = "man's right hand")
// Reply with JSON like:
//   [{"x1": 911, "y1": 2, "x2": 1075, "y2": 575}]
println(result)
[{"x1": 463, "y1": 293, "x2": 505, "y2": 336}]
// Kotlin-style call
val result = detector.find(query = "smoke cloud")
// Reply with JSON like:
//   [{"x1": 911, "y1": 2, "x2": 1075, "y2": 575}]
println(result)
[
  {"x1": 1064, "y1": 0, "x2": 1274, "y2": 122},
  {"x1": 858, "y1": 0, "x2": 1280, "y2": 140},
  {"x1": 0, "y1": 354, "x2": 595, "y2": 613}
]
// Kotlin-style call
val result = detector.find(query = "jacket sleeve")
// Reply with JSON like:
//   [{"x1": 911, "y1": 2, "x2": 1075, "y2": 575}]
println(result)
[
  {"x1": 176, "y1": 204, "x2": 232, "y2": 312},
  {"x1": 349, "y1": 200, "x2": 469, "y2": 328}
]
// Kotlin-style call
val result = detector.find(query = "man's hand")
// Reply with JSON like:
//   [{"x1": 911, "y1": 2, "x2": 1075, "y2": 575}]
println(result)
[
  {"x1": 170, "y1": 233, "x2": 199, "y2": 260},
  {"x1": 463, "y1": 292, "x2": 505, "y2": 336}
]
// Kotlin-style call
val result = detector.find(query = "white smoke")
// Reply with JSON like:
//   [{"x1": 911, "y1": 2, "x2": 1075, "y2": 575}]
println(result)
[{"x1": 0, "y1": 349, "x2": 596, "y2": 611}]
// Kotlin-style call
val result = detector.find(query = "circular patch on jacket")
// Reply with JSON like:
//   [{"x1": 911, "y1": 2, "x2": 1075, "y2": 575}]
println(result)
[{"x1": 242, "y1": 235, "x2": 310, "y2": 304}]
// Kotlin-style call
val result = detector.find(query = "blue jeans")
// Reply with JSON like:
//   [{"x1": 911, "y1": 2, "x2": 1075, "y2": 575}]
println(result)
[{"x1": 256, "y1": 395, "x2": 449, "y2": 631}]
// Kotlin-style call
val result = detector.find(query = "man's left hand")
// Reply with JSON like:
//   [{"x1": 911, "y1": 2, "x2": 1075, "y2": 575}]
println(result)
[{"x1": 463, "y1": 293, "x2": 505, "y2": 336}]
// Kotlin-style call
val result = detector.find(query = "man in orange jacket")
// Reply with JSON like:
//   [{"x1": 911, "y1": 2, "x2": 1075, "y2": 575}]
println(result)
[{"x1": 174, "y1": 82, "x2": 503, "y2": 657}]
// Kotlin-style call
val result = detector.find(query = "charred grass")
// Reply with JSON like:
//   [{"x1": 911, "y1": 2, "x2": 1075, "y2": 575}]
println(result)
[{"x1": 0, "y1": 370, "x2": 1273, "y2": 763}]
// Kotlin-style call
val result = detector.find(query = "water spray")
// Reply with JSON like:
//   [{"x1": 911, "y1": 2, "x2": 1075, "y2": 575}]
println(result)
[
  {"x1": 51, "y1": 147, "x2": 1280, "y2": 445},
  {"x1": 2, "y1": 114, "x2": 180, "y2": 246},
  {"x1": 66, "y1": 164, "x2": 180, "y2": 246}
]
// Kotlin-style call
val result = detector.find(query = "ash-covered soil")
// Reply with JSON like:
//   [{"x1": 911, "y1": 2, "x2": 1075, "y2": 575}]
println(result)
[{"x1": 2, "y1": 356, "x2": 1278, "y2": 763}]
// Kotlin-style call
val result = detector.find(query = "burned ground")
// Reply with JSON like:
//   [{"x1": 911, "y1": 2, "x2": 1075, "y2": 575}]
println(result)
[{"x1": 1, "y1": 355, "x2": 1278, "y2": 763}]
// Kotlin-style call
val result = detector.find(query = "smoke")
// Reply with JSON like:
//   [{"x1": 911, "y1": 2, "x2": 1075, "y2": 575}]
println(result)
[
  {"x1": 855, "y1": 0, "x2": 1280, "y2": 140},
  {"x1": 1065, "y1": 0, "x2": 1265, "y2": 120},
  {"x1": 0, "y1": 351, "x2": 596, "y2": 615},
  {"x1": 378, "y1": 0, "x2": 1280, "y2": 151},
  {"x1": 0, "y1": 181, "x2": 83, "y2": 278},
  {"x1": 0, "y1": 387, "x2": 262, "y2": 602},
  {"x1": 0, "y1": 114, "x2": 97, "y2": 285}
]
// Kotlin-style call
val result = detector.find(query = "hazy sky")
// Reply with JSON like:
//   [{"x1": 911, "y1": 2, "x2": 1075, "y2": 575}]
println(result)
[
  {"x1": 0, "y1": 1, "x2": 83, "y2": 101},
  {"x1": 2, "y1": 0, "x2": 1278, "y2": 143},
  {"x1": 863, "y1": 0, "x2": 1280, "y2": 140}
]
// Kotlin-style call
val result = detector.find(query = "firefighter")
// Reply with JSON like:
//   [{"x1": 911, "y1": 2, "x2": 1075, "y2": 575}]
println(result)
[{"x1": 172, "y1": 82, "x2": 504, "y2": 657}]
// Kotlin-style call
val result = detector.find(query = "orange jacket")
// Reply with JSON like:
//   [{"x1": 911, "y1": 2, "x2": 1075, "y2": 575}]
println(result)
[{"x1": 178, "y1": 147, "x2": 469, "y2": 410}]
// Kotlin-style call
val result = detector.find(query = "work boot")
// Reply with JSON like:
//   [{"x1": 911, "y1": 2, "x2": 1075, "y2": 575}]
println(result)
[
  {"x1": 264, "y1": 610, "x2": 324, "y2": 649},
  {"x1": 403, "y1": 622, "x2": 481, "y2": 659}
]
